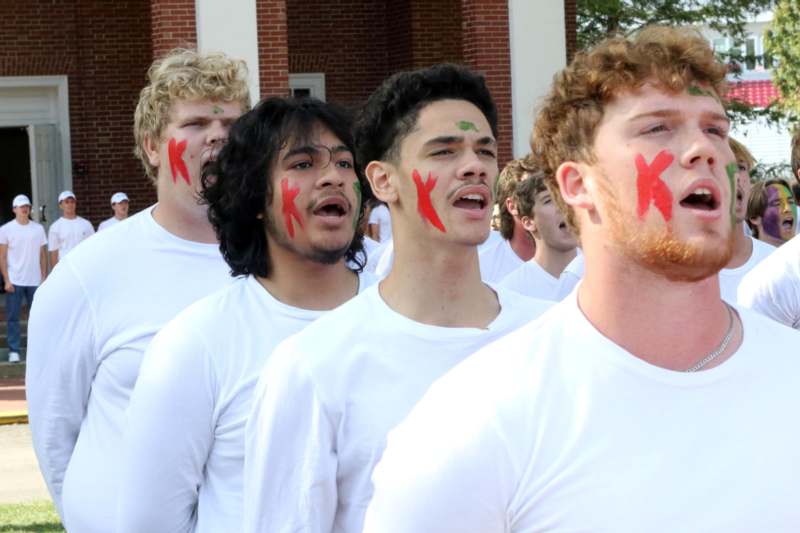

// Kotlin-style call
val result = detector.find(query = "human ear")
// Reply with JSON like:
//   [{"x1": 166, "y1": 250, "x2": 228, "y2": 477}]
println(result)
[
  {"x1": 520, "y1": 214, "x2": 537, "y2": 237},
  {"x1": 505, "y1": 197, "x2": 519, "y2": 217},
  {"x1": 143, "y1": 134, "x2": 161, "y2": 167},
  {"x1": 556, "y1": 161, "x2": 595, "y2": 211},
  {"x1": 366, "y1": 161, "x2": 398, "y2": 204}
]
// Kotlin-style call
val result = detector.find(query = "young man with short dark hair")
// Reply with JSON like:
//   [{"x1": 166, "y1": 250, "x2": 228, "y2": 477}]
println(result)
[
  {"x1": 27, "y1": 49, "x2": 250, "y2": 533},
  {"x1": 500, "y1": 167, "x2": 579, "y2": 300},
  {"x1": 243, "y1": 64, "x2": 550, "y2": 533},
  {"x1": 364, "y1": 26, "x2": 800, "y2": 532},
  {"x1": 746, "y1": 178, "x2": 797, "y2": 247}
]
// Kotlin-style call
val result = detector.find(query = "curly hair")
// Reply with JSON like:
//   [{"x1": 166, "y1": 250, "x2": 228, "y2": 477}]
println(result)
[
  {"x1": 729, "y1": 137, "x2": 755, "y2": 172},
  {"x1": 791, "y1": 129, "x2": 800, "y2": 185},
  {"x1": 134, "y1": 48, "x2": 251, "y2": 183},
  {"x1": 531, "y1": 25, "x2": 729, "y2": 234},
  {"x1": 354, "y1": 63, "x2": 497, "y2": 167},
  {"x1": 496, "y1": 156, "x2": 537, "y2": 239},
  {"x1": 202, "y1": 97, "x2": 370, "y2": 278},
  {"x1": 746, "y1": 178, "x2": 794, "y2": 238}
]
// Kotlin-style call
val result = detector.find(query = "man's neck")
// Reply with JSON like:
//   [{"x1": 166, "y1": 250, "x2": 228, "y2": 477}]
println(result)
[
  {"x1": 153, "y1": 179, "x2": 217, "y2": 243},
  {"x1": 63, "y1": 214, "x2": 77, "y2": 220},
  {"x1": 380, "y1": 230, "x2": 500, "y2": 328},
  {"x1": 508, "y1": 227, "x2": 535, "y2": 262},
  {"x1": 725, "y1": 222, "x2": 752, "y2": 269},
  {"x1": 258, "y1": 244, "x2": 359, "y2": 311},
  {"x1": 577, "y1": 240, "x2": 740, "y2": 372},
  {"x1": 14, "y1": 217, "x2": 29, "y2": 225},
  {"x1": 534, "y1": 243, "x2": 577, "y2": 278},
  {"x1": 114, "y1": 214, "x2": 127, "y2": 221}
]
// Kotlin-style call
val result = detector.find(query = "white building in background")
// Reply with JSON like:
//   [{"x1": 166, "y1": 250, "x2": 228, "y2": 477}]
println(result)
[{"x1": 703, "y1": 11, "x2": 792, "y2": 166}]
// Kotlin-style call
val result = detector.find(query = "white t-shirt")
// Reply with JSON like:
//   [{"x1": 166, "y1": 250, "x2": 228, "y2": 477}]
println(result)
[
  {"x1": 48, "y1": 216, "x2": 95, "y2": 258},
  {"x1": 499, "y1": 256, "x2": 580, "y2": 301},
  {"x1": 0, "y1": 219, "x2": 47, "y2": 286},
  {"x1": 365, "y1": 296, "x2": 800, "y2": 533},
  {"x1": 26, "y1": 206, "x2": 231, "y2": 533},
  {"x1": 368, "y1": 204, "x2": 392, "y2": 242},
  {"x1": 719, "y1": 236, "x2": 774, "y2": 304},
  {"x1": 738, "y1": 233, "x2": 800, "y2": 328},
  {"x1": 119, "y1": 272, "x2": 376, "y2": 533},
  {"x1": 97, "y1": 216, "x2": 124, "y2": 231},
  {"x1": 478, "y1": 238, "x2": 525, "y2": 283},
  {"x1": 243, "y1": 284, "x2": 551, "y2": 533}
]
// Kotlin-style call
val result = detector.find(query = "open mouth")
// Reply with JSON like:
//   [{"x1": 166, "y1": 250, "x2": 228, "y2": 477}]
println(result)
[
  {"x1": 453, "y1": 193, "x2": 487, "y2": 210},
  {"x1": 558, "y1": 221, "x2": 567, "y2": 230},
  {"x1": 679, "y1": 186, "x2": 719, "y2": 211},
  {"x1": 782, "y1": 216, "x2": 795, "y2": 231},
  {"x1": 312, "y1": 196, "x2": 349, "y2": 218}
]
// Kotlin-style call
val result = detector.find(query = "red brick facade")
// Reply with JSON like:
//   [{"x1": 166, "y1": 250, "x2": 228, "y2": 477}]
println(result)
[
  {"x1": 0, "y1": 0, "x2": 154, "y2": 225},
  {"x1": 4, "y1": 0, "x2": 574, "y2": 224}
]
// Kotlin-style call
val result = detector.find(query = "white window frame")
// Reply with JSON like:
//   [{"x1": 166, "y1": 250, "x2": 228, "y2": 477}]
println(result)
[{"x1": 289, "y1": 73, "x2": 326, "y2": 101}]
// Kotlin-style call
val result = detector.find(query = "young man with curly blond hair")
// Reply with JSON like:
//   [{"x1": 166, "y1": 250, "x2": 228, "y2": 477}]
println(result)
[
  {"x1": 27, "y1": 49, "x2": 249, "y2": 533},
  {"x1": 364, "y1": 26, "x2": 800, "y2": 532}
]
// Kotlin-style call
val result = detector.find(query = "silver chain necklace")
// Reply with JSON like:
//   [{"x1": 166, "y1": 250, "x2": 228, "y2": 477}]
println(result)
[{"x1": 685, "y1": 304, "x2": 735, "y2": 372}]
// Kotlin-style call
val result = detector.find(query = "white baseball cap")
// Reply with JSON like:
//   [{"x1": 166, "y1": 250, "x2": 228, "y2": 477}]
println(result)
[
  {"x1": 12, "y1": 194, "x2": 31, "y2": 208},
  {"x1": 58, "y1": 190, "x2": 76, "y2": 203},
  {"x1": 111, "y1": 192, "x2": 129, "y2": 205}
]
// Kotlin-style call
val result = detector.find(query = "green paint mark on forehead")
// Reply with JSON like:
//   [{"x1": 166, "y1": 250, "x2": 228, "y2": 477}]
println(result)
[
  {"x1": 457, "y1": 120, "x2": 479, "y2": 133},
  {"x1": 725, "y1": 162, "x2": 737, "y2": 226},
  {"x1": 687, "y1": 85, "x2": 719, "y2": 101},
  {"x1": 212, "y1": 105, "x2": 224, "y2": 114},
  {"x1": 352, "y1": 181, "x2": 362, "y2": 231}
]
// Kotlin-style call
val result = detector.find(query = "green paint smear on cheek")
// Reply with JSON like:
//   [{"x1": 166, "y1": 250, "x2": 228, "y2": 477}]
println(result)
[
  {"x1": 725, "y1": 162, "x2": 737, "y2": 226},
  {"x1": 457, "y1": 120, "x2": 479, "y2": 132},
  {"x1": 212, "y1": 105, "x2": 223, "y2": 114},
  {"x1": 352, "y1": 181, "x2": 362, "y2": 231}
]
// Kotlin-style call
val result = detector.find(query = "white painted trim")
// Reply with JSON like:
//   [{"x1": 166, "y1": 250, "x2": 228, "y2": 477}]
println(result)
[
  {"x1": 508, "y1": 0, "x2": 566, "y2": 158},
  {"x1": 289, "y1": 73, "x2": 326, "y2": 101},
  {"x1": 195, "y1": 0, "x2": 261, "y2": 103},
  {"x1": 0, "y1": 75, "x2": 72, "y2": 190}
]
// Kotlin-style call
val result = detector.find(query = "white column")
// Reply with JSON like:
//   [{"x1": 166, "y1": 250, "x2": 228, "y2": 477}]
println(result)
[
  {"x1": 195, "y1": 0, "x2": 261, "y2": 103},
  {"x1": 507, "y1": 0, "x2": 567, "y2": 158}
]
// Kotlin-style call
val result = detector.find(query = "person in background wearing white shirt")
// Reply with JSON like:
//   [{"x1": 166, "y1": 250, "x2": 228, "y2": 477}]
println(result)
[
  {"x1": 118, "y1": 96, "x2": 376, "y2": 533},
  {"x1": 0, "y1": 194, "x2": 47, "y2": 363},
  {"x1": 364, "y1": 26, "x2": 800, "y2": 533},
  {"x1": 367, "y1": 200, "x2": 391, "y2": 242},
  {"x1": 26, "y1": 49, "x2": 250, "y2": 533},
  {"x1": 243, "y1": 64, "x2": 551, "y2": 533},
  {"x1": 718, "y1": 137, "x2": 774, "y2": 302},
  {"x1": 500, "y1": 167, "x2": 578, "y2": 300},
  {"x1": 97, "y1": 192, "x2": 130, "y2": 231},
  {"x1": 478, "y1": 157, "x2": 536, "y2": 282},
  {"x1": 47, "y1": 190, "x2": 94, "y2": 268}
]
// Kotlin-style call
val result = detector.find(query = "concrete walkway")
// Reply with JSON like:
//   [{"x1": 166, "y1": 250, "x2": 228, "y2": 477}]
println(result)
[{"x1": 0, "y1": 423, "x2": 50, "y2": 503}]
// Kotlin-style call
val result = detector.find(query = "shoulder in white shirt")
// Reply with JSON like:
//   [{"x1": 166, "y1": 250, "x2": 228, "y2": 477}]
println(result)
[
  {"x1": 737, "y1": 233, "x2": 800, "y2": 328},
  {"x1": 719, "y1": 236, "x2": 774, "y2": 304},
  {"x1": 26, "y1": 206, "x2": 231, "y2": 533},
  {"x1": 119, "y1": 272, "x2": 376, "y2": 533},
  {"x1": 365, "y1": 295, "x2": 800, "y2": 533},
  {"x1": 243, "y1": 284, "x2": 552, "y2": 533}
]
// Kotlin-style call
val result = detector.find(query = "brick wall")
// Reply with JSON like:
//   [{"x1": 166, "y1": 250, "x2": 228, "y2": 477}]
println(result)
[
  {"x1": 564, "y1": 0, "x2": 578, "y2": 63},
  {"x1": 286, "y1": 0, "x2": 388, "y2": 108},
  {"x1": 257, "y1": 0, "x2": 289, "y2": 99},
  {"x1": 461, "y1": 0, "x2": 513, "y2": 166},
  {"x1": 0, "y1": 0, "x2": 154, "y2": 226},
  {"x1": 151, "y1": 0, "x2": 197, "y2": 58}
]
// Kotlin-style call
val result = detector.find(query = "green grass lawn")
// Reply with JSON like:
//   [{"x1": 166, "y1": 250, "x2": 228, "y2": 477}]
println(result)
[{"x1": 0, "y1": 500, "x2": 64, "y2": 532}]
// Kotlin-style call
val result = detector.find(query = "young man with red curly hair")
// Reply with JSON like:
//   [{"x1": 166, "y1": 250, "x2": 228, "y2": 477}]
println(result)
[{"x1": 364, "y1": 26, "x2": 800, "y2": 532}]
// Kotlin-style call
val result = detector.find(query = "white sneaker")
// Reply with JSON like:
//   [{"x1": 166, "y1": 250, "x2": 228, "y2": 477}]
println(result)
[{"x1": 8, "y1": 352, "x2": 20, "y2": 363}]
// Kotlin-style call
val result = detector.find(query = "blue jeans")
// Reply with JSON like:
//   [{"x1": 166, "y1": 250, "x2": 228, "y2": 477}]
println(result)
[{"x1": 6, "y1": 285, "x2": 36, "y2": 353}]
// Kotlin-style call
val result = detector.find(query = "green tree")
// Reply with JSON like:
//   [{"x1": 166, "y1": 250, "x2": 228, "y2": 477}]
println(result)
[{"x1": 765, "y1": 0, "x2": 800, "y2": 114}]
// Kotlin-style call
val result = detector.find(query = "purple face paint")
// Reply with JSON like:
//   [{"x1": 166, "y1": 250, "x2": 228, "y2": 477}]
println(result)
[{"x1": 762, "y1": 184, "x2": 796, "y2": 241}]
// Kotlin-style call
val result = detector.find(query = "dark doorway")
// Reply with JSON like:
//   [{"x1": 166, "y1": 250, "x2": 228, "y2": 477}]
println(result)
[{"x1": 0, "y1": 127, "x2": 31, "y2": 224}]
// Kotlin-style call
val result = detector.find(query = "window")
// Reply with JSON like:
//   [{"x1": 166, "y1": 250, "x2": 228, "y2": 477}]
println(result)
[{"x1": 289, "y1": 73, "x2": 326, "y2": 101}]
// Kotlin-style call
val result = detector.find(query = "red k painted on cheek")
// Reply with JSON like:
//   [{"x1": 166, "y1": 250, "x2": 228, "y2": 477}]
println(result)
[
  {"x1": 168, "y1": 138, "x2": 191, "y2": 185},
  {"x1": 635, "y1": 150, "x2": 674, "y2": 222},
  {"x1": 281, "y1": 178, "x2": 304, "y2": 239},
  {"x1": 412, "y1": 169, "x2": 446, "y2": 233}
]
